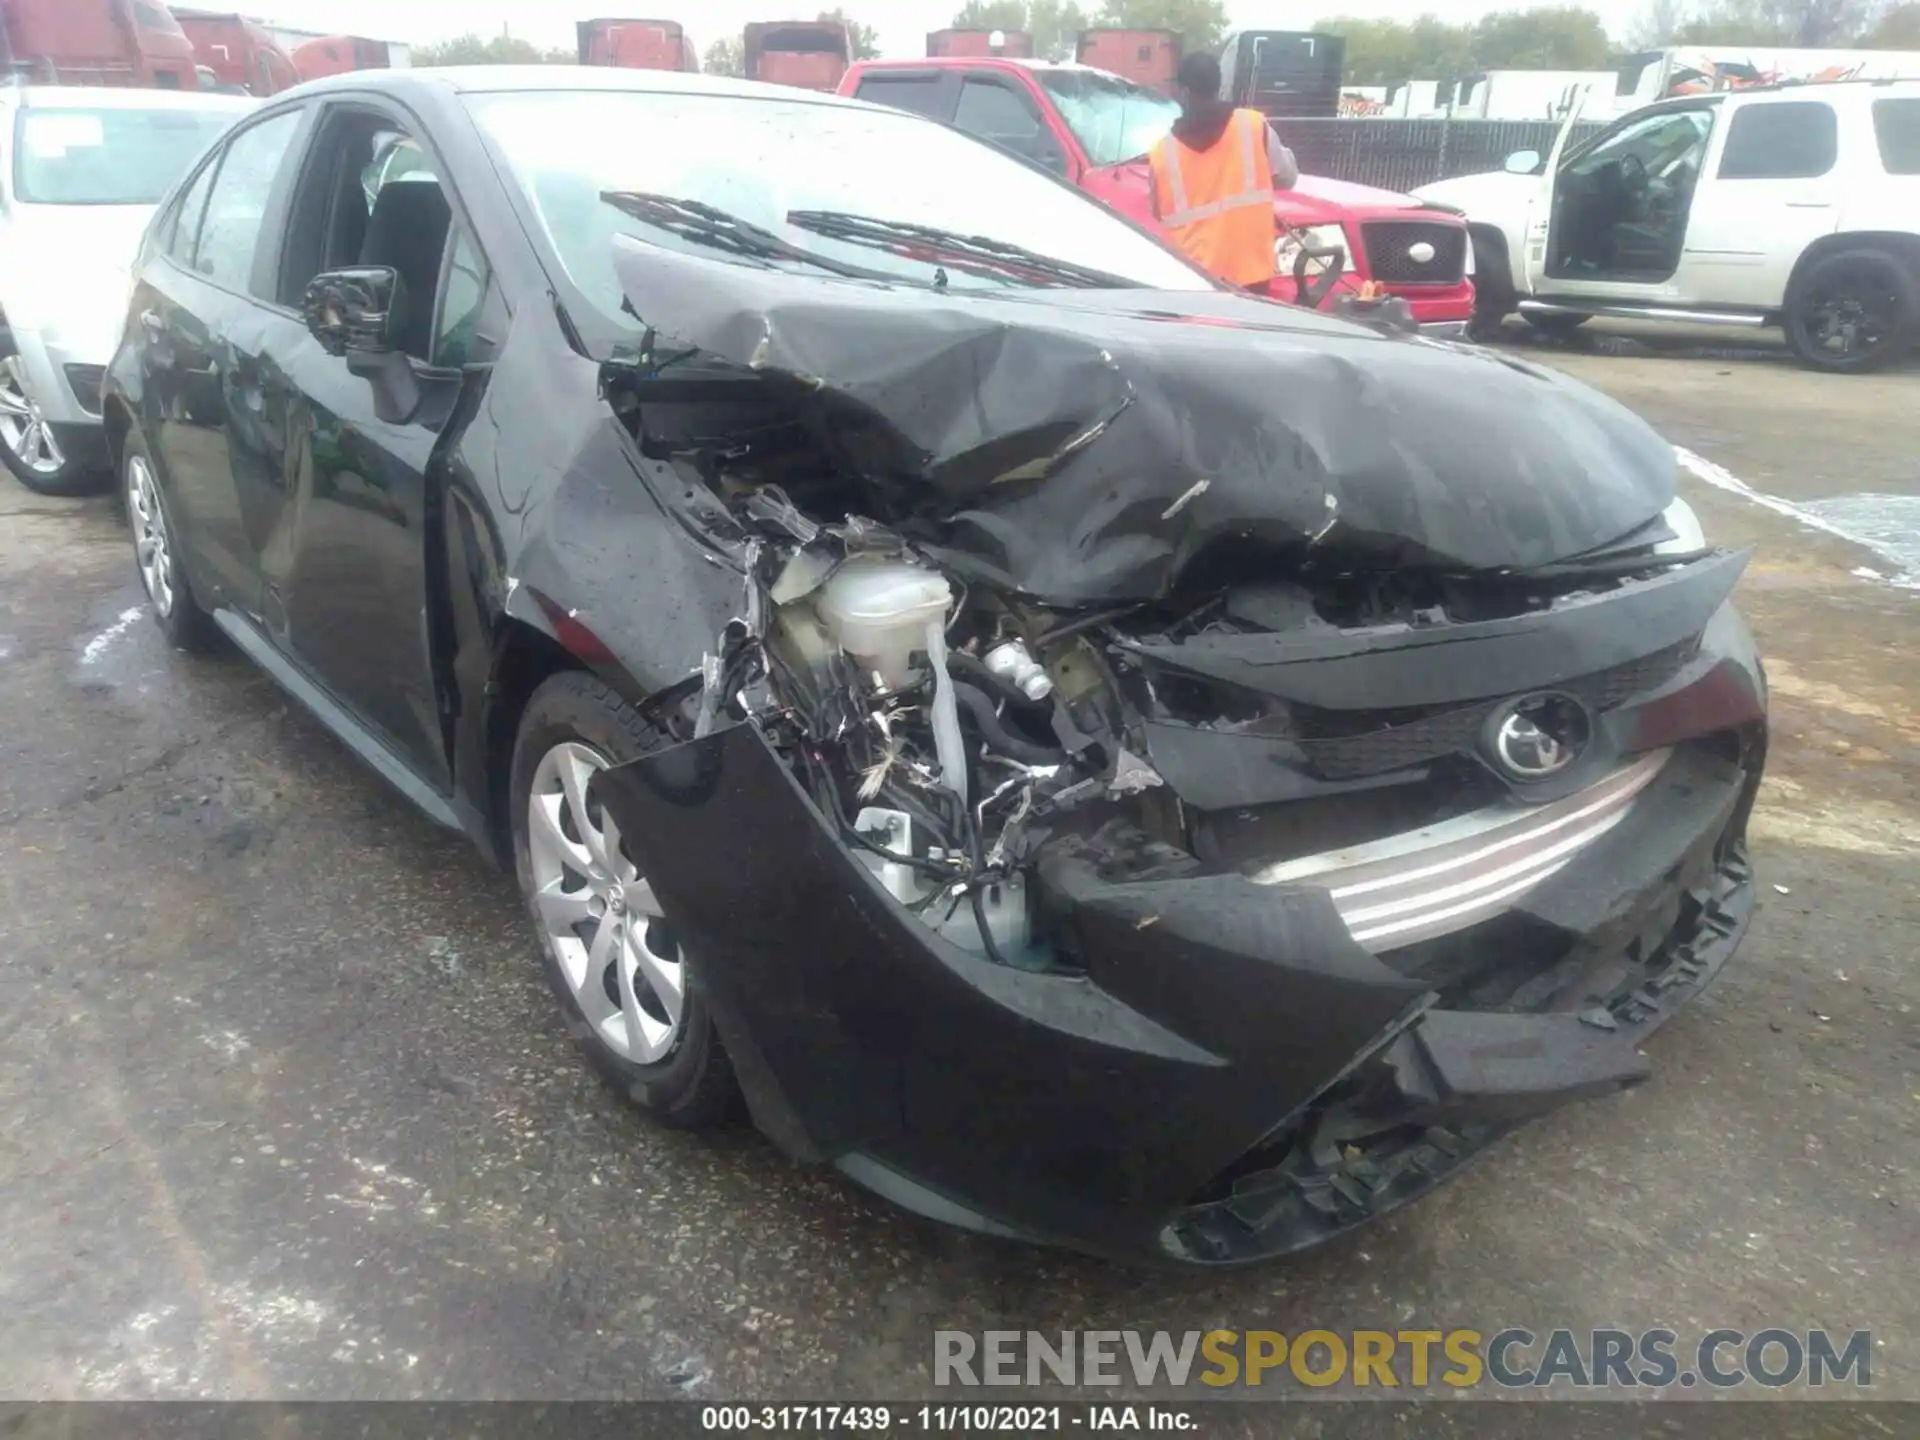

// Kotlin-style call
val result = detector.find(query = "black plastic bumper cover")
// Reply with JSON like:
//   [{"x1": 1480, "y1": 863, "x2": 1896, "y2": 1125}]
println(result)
[{"x1": 594, "y1": 687, "x2": 1761, "y2": 1264}]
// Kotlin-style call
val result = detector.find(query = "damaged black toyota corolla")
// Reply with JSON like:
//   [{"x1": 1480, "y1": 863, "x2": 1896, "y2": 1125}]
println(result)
[{"x1": 107, "y1": 69, "x2": 1766, "y2": 1265}]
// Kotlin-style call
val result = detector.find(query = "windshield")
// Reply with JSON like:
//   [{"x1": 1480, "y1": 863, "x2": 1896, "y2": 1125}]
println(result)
[
  {"x1": 1038, "y1": 70, "x2": 1181, "y2": 169},
  {"x1": 464, "y1": 88, "x2": 1206, "y2": 323},
  {"x1": 12, "y1": 107, "x2": 237, "y2": 206}
]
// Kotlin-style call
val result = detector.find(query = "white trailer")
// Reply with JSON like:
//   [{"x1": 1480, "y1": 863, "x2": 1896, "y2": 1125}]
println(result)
[
  {"x1": 1454, "y1": 70, "x2": 1617, "y2": 121},
  {"x1": 1610, "y1": 46, "x2": 1920, "y2": 114}
]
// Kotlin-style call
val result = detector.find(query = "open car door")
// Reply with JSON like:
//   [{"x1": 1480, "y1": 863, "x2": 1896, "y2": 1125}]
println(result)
[{"x1": 1522, "y1": 80, "x2": 1593, "y2": 294}]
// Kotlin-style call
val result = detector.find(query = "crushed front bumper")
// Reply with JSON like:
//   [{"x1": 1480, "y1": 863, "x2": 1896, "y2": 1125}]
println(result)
[{"x1": 593, "y1": 610, "x2": 1766, "y2": 1265}]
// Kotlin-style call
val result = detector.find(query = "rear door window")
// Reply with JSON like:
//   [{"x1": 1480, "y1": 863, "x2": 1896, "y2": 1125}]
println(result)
[
  {"x1": 952, "y1": 77, "x2": 1044, "y2": 153},
  {"x1": 1716, "y1": 101, "x2": 1837, "y2": 180},
  {"x1": 852, "y1": 72, "x2": 951, "y2": 121},
  {"x1": 1873, "y1": 98, "x2": 1920, "y2": 174},
  {"x1": 194, "y1": 109, "x2": 302, "y2": 294},
  {"x1": 163, "y1": 156, "x2": 219, "y2": 267}
]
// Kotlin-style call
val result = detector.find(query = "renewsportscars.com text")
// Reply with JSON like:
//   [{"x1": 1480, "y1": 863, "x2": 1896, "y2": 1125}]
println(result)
[{"x1": 933, "y1": 1328, "x2": 1873, "y2": 1391}]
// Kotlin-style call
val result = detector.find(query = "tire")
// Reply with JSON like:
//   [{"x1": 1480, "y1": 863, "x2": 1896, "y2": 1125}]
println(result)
[
  {"x1": 510, "y1": 670, "x2": 737, "y2": 1129},
  {"x1": 1784, "y1": 247, "x2": 1919, "y2": 374},
  {"x1": 1466, "y1": 230, "x2": 1514, "y2": 341},
  {"x1": 123, "y1": 429, "x2": 216, "y2": 652},
  {"x1": 0, "y1": 354, "x2": 106, "y2": 496},
  {"x1": 1522, "y1": 311, "x2": 1590, "y2": 339}
]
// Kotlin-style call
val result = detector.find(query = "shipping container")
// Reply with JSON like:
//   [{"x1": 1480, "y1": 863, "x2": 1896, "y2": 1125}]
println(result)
[
  {"x1": 1074, "y1": 28, "x2": 1179, "y2": 90},
  {"x1": 577, "y1": 17, "x2": 697, "y2": 72},
  {"x1": 744, "y1": 20, "x2": 850, "y2": 91},
  {"x1": 1218, "y1": 29, "x2": 1345, "y2": 119},
  {"x1": 926, "y1": 28, "x2": 1033, "y2": 58}
]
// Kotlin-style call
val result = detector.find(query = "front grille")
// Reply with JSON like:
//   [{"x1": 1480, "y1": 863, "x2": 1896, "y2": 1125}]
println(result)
[
  {"x1": 1360, "y1": 219, "x2": 1468, "y2": 286},
  {"x1": 63, "y1": 364, "x2": 105, "y2": 416},
  {"x1": 1252, "y1": 749, "x2": 1672, "y2": 950},
  {"x1": 1293, "y1": 636, "x2": 1700, "y2": 781}
]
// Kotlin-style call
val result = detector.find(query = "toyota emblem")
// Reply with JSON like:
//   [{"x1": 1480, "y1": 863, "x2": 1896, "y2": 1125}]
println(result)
[
  {"x1": 1408, "y1": 240, "x2": 1437, "y2": 265},
  {"x1": 1485, "y1": 693, "x2": 1591, "y2": 781}
]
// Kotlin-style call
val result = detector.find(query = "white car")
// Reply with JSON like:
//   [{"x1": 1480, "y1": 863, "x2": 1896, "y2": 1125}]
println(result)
[
  {"x1": 1416, "y1": 80, "x2": 1920, "y2": 372},
  {"x1": 0, "y1": 86, "x2": 254, "y2": 494}
]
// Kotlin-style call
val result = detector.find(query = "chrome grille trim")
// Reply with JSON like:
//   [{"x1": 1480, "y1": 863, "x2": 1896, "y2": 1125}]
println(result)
[{"x1": 1250, "y1": 749, "x2": 1672, "y2": 951}]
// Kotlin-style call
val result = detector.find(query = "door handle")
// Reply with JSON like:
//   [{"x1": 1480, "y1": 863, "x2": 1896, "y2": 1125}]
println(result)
[{"x1": 139, "y1": 309, "x2": 166, "y2": 334}]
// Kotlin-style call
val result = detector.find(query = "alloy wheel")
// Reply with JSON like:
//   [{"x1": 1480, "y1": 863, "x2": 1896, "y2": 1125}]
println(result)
[
  {"x1": 526, "y1": 741, "x2": 685, "y2": 1065},
  {"x1": 127, "y1": 454, "x2": 176, "y2": 618},
  {"x1": 0, "y1": 355, "x2": 66, "y2": 476},
  {"x1": 1802, "y1": 268, "x2": 1894, "y2": 361}
]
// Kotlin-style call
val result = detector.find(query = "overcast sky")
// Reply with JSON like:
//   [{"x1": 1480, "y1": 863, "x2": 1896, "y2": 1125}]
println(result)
[{"x1": 257, "y1": 0, "x2": 1635, "y2": 60}]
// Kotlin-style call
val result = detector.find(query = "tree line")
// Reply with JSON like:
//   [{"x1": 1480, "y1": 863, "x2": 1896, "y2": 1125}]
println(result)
[
  {"x1": 1322, "y1": 2, "x2": 1920, "y2": 85},
  {"x1": 413, "y1": 1, "x2": 1920, "y2": 81}
]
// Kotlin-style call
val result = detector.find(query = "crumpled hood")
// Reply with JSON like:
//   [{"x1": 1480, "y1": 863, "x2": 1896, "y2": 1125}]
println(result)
[{"x1": 611, "y1": 238, "x2": 1676, "y2": 604}]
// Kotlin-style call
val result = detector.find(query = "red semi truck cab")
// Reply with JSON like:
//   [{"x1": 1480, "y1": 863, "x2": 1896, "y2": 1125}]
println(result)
[
  {"x1": 745, "y1": 20, "x2": 850, "y2": 92},
  {"x1": 577, "y1": 18, "x2": 697, "y2": 72},
  {"x1": 174, "y1": 9, "x2": 296, "y2": 94},
  {"x1": 839, "y1": 57, "x2": 1473, "y2": 334},
  {"x1": 0, "y1": 0, "x2": 198, "y2": 88}
]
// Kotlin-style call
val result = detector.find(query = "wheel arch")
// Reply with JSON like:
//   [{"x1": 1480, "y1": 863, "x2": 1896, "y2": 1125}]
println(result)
[
  {"x1": 1781, "y1": 232, "x2": 1920, "y2": 313},
  {"x1": 102, "y1": 394, "x2": 135, "y2": 478},
  {"x1": 477, "y1": 617, "x2": 584, "y2": 868},
  {"x1": 473, "y1": 609, "x2": 677, "y2": 870}
]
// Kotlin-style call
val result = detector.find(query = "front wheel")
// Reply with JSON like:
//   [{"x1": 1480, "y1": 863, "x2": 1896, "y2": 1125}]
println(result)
[
  {"x1": 1784, "y1": 248, "x2": 1918, "y2": 374},
  {"x1": 1466, "y1": 230, "x2": 1514, "y2": 340},
  {"x1": 0, "y1": 355, "x2": 103, "y2": 495},
  {"x1": 510, "y1": 671, "x2": 737, "y2": 1128}
]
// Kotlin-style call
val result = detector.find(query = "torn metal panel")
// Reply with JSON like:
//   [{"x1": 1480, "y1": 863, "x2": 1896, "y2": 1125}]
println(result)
[
  {"x1": 1123, "y1": 549, "x2": 1750, "y2": 712},
  {"x1": 612, "y1": 238, "x2": 1682, "y2": 605}
]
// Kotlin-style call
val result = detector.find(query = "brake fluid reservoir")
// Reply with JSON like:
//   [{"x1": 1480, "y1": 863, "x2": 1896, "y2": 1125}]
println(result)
[{"x1": 815, "y1": 560, "x2": 953, "y2": 689}]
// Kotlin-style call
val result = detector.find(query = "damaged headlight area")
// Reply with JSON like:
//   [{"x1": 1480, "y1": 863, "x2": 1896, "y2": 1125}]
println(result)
[
  {"x1": 682, "y1": 494, "x2": 1185, "y2": 975},
  {"x1": 585, "y1": 254, "x2": 1770, "y2": 1264}
]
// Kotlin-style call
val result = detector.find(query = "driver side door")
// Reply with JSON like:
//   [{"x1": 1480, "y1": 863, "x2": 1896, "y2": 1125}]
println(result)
[{"x1": 1530, "y1": 102, "x2": 1717, "y2": 300}]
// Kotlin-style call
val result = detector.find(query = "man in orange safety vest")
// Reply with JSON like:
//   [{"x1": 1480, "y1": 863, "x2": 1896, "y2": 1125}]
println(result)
[{"x1": 1149, "y1": 53, "x2": 1299, "y2": 292}]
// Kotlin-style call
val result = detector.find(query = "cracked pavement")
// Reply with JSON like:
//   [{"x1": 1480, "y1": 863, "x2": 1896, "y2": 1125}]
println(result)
[{"x1": 0, "y1": 331, "x2": 1915, "y2": 1418}]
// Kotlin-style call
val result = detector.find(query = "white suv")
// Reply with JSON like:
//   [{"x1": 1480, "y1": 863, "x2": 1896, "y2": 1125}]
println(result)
[
  {"x1": 0, "y1": 86, "x2": 252, "y2": 494},
  {"x1": 1416, "y1": 80, "x2": 1920, "y2": 372}
]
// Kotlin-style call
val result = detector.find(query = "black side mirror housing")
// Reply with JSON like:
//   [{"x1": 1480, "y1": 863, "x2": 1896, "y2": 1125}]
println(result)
[
  {"x1": 303, "y1": 266, "x2": 402, "y2": 358},
  {"x1": 302, "y1": 266, "x2": 421, "y2": 424}
]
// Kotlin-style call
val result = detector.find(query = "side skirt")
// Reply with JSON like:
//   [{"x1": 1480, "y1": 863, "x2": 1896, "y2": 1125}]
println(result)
[{"x1": 212, "y1": 608, "x2": 465, "y2": 833}]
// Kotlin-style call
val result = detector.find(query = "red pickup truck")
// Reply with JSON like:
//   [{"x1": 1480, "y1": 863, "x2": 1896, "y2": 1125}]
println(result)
[{"x1": 839, "y1": 58, "x2": 1474, "y2": 334}]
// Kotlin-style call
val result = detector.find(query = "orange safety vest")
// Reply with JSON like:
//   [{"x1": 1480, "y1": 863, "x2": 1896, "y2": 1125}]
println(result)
[{"x1": 1149, "y1": 109, "x2": 1278, "y2": 287}]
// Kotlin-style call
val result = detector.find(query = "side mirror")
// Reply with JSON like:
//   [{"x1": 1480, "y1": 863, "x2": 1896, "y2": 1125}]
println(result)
[
  {"x1": 1504, "y1": 148, "x2": 1543, "y2": 175},
  {"x1": 302, "y1": 266, "x2": 420, "y2": 424},
  {"x1": 302, "y1": 266, "x2": 403, "y2": 359}
]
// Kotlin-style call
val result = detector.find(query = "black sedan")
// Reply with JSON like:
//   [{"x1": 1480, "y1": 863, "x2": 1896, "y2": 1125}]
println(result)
[{"x1": 104, "y1": 67, "x2": 1768, "y2": 1265}]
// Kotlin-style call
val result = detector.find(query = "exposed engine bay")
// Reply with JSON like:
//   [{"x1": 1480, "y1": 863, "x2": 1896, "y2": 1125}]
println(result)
[
  {"x1": 649, "y1": 473, "x2": 1738, "y2": 979},
  {"x1": 584, "y1": 244, "x2": 1769, "y2": 1262}
]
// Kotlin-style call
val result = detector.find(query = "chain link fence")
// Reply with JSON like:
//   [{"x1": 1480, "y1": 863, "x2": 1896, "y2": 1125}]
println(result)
[{"x1": 1280, "y1": 117, "x2": 1608, "y2": 194}]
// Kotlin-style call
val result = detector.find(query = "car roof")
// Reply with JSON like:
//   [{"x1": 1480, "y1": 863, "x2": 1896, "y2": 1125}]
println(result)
[
  {"x1": 852, "y1": 56, "x2": 1138, "y2": 84},
  {"x1": 279, "y1": 63, "x2": 872, "y2": 109},
  {"x1": 3, "y1": 84, "x2": 257, "y2": 114},
  {"x1": 1727, "y1": 76, "x2": 1920, "y2": 101}
]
